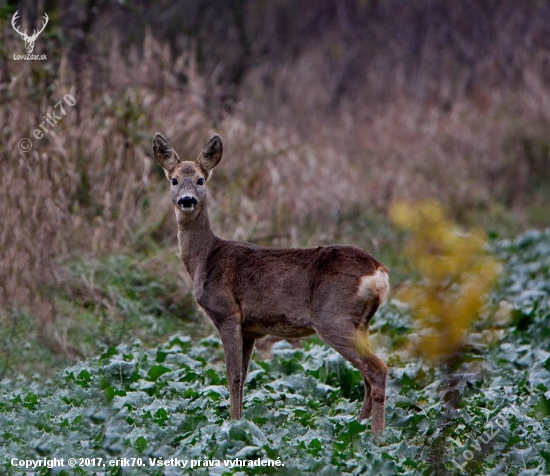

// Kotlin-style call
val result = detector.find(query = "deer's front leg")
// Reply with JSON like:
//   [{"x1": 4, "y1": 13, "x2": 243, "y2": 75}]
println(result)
[{"x1": 217, "y1": 321, "x2": 244, "y2": 419}]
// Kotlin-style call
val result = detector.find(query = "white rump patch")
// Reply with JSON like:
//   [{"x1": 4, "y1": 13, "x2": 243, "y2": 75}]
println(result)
[{"x1": 358, "y1": 268, "x2": 390, "y2": 304}]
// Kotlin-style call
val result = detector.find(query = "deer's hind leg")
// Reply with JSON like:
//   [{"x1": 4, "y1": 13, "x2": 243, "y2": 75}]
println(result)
[
  {"x1": 361, "y1": 351, "x2": 387, "y2": 435},
  {"x1": 242, "y1": 336, "x2": 255, "y2": 389},
  {"x1": 361, "y1": 378, "x2": 373, "y2": 420},
  {"x1": 313, "y1": 320, "x2": 387, "y2": 435}
]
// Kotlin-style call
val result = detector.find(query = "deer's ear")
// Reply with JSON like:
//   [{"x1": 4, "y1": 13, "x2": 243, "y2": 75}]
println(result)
[
  {"x1": 197, "y1": 134, "x2": 223, "y2": 178},
  {"x1": 153, "y1": 133, "x2": 180, "y2": 177}
]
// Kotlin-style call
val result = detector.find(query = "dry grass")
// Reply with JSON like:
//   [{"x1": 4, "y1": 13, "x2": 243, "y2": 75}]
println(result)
[
  {"x1": 1, "y1": 22, "x2": 549, "y2": 355},
  {"x1": 243, "y1": 39, "x2": 550, "y2": 219}
]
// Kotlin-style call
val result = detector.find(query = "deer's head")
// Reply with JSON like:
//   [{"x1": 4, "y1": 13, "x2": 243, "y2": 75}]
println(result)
[
  {"x1": 153, "y1": 133, "x2": 223, "y2": 215},
  {"x1": 12, "y1": 11, "x2": 49, "y2": 54}
]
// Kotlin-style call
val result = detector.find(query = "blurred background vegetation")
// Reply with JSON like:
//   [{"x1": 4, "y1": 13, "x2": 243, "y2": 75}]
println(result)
[{"x1": 1, "y1": 0, "x2": 549, "y2": 377}]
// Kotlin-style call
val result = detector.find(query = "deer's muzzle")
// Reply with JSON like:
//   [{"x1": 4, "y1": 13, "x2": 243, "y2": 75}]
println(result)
[{"x1": 177, "y1": 196, "x2": 198, "y2": 212}]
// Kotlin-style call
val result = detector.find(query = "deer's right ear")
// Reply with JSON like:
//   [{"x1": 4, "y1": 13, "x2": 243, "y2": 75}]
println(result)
[{"x1": 153, "y1": 133, "x2": 180, "y2": 177}]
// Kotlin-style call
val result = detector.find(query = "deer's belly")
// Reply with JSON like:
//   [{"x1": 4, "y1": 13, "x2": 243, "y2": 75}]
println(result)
[
  {"x1": 242, "y1": 323, "x2": 315, "y2": 339},
  {"x1": 241, "y1": 312, "x2": 315, "y2": 338}
]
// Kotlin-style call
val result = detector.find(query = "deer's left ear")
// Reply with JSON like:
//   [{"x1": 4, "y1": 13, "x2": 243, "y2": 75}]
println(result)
[
  {"x1": 197, "y1": 134, "x2": 223, "y2": 179},
  {"x1": 153, "y1": 133, "x2": 181, "y2": 177}
]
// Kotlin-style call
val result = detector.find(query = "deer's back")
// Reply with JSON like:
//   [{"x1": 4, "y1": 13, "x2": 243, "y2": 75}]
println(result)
[{"x1": 195, "y1": 241, "x2": 386, "y2": 337}]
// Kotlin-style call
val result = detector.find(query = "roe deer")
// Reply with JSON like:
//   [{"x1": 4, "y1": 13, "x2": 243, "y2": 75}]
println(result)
[{"x1": 153, "y1": 133, "x2": 390, "y2": 434}]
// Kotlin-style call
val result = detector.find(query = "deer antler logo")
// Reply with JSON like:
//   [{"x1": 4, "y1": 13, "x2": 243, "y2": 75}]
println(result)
[{"x1": 11, "y1": 11, "x2": 49, "y2": 54}]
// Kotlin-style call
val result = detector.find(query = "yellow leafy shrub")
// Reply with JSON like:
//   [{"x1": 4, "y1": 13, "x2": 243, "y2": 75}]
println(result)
[{"x1": 389, "y1": 200, "x2": 501, "y2": 362}]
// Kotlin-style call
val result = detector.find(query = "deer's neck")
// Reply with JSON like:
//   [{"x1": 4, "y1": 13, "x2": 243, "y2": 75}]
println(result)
[{"x1": 176, "y1": 203, "x2": 218, "y2": 280}]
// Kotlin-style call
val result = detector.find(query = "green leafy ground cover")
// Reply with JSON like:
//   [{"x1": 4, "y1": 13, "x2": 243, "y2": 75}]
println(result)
[
  {"x1": 1, "y1": 230, "x2": 549, "y2": 475},
  {"x1": 0, "y1": 254, "x2": 199, "y2": 379}
]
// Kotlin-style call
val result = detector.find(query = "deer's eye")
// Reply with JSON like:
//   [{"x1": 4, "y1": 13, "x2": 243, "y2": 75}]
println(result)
[
  {"x1": 197, "y1": 178, "x2": 205, "y2": 186},
  {"x1": 171, "y1": 178, "x2": 178, "y2": 186}
]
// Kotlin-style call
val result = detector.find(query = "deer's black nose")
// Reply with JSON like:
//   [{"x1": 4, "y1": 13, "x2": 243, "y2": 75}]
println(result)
[{"x1": 177, "y1": 196, "x2": 198, "y2": 208}]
